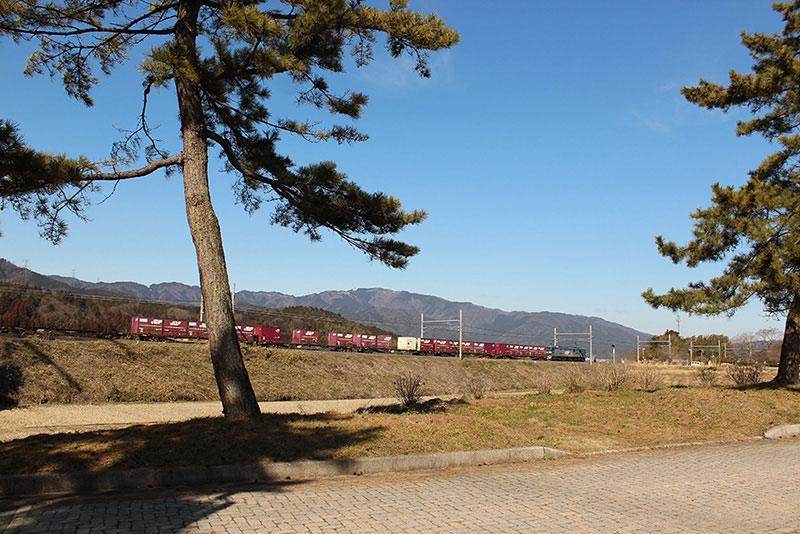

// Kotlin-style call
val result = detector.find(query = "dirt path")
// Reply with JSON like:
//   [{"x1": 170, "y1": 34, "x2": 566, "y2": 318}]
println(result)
[{"x1": 0, "y1": 397, "x2": 442, "y2": 442}]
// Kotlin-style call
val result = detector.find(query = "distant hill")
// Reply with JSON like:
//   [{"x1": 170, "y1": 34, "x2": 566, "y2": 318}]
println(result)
[
  {"x1": 235, "y1": 288, "x2": 651, "y2": 351},
  {"x1": 0, "y1": 259, "x2": 651, "y2": 354}
]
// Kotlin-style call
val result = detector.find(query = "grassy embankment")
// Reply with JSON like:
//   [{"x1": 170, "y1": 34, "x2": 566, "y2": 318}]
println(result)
[{"x1": 1, "y1": 336, "x2": 798, "y2": 477}]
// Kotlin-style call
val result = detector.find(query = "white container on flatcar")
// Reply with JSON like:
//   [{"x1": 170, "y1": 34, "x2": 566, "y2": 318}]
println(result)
[{"x1": 397, "y1": 337, "x2": 420, "y2": 351}]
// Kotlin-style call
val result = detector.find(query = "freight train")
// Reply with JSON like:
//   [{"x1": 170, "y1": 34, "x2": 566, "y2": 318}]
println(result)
[{"x1": 130, "y1": 316, "x2": 588, "y2": 361}]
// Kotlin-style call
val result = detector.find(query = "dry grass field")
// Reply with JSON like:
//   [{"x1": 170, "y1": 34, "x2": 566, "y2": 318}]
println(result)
[
  {"x1": 0, "y1": 336, "x2": 761, "y2": 405},
  {"x1": 1, "y1": 335, "x2": 797, "y2": 477}
]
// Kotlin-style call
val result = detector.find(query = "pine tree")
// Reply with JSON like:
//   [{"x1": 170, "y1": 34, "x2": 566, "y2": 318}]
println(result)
[
  {"x1": 642, "y1": 1, "x2": 800, "y2": 386},
  {"x1": 0, "y1": 1, "x2": 459, "y2": 418}
]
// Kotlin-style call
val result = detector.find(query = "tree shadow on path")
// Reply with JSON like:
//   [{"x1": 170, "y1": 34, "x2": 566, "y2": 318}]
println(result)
[{"x1": 0, "y1": 412, "x2": 385, "y2": 477}]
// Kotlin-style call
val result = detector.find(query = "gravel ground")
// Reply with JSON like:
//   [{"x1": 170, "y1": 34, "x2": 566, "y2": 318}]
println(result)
[{"x1": 0, "y1": 397, "x2": 446, "y2": 442}]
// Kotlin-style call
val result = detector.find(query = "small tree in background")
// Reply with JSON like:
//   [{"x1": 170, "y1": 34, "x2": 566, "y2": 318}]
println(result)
[{"x1": 730, "y1": 329, "x2": 781, "y2": 364}]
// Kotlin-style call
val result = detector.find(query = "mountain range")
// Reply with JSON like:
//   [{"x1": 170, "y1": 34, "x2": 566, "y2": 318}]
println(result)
[{"x1": 0, "y1": 259, "x2": 650, "y2": 356}]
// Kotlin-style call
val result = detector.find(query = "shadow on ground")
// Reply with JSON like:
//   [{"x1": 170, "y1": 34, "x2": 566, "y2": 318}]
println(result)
[
  {"x1": 1, "y1": 486, "x2": 293, "y2": 534},
  {"x1": 0, "y1": 413, "x2": 386, "y2": 477},
  {"x1": 0, "y1": 362, "x2": 23, "y2": 409},
  {"x1": 357, "y1": 397, "x2": 464, "y2": 414}
]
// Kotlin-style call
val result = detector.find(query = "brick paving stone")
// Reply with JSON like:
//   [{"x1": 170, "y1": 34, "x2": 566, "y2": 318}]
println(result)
[{"x1": 3, "y1": 440, "x2": 800, "y2": 533}]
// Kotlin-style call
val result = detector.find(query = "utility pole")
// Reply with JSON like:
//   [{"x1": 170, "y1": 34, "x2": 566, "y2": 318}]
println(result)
[
  {"x1": 612, "y1": 344, "x2": 616, "y2": 363},
  {"x1": 420, "y1": 313, "x2": 424, "y2": 339}
]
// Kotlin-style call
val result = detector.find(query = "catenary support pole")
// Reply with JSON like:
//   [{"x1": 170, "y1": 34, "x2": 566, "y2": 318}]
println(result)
[
  {"x1": 458, "y1": 309, "x2": 463, "y2": 360},
  {"x1": 637, "y1": 335, "x2": 640, "y2": 363}
]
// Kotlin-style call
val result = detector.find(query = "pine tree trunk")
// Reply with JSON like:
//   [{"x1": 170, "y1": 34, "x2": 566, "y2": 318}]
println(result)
[
  {"x1": 772, "y1": 293, "x2": 800, "y2": 386},
  {"x1": 174, "y1": 0, "x2": 260, "y2": 419}
]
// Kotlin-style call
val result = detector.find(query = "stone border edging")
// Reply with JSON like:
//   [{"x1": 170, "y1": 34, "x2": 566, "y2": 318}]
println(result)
[
  {"x1": 0, "y1": 446, "x2": 571, "y2": 497},
  {"x1": 764, "y1": 424, "x2": 800, "y2": 439}
]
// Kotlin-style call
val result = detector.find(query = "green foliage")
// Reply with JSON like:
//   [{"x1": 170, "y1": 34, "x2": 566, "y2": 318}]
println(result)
[
  {"x1": 643, "y1": 2, "x2": 800, "y2": 316},
  {"x1": 0, "y1": 0, "x2": 459, "y2": 267},
  {"x1": 0, "y1": 121, "x2": 96, "y2": 242}
]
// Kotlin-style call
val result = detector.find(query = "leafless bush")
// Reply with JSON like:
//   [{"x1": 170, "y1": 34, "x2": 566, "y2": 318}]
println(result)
[
  {"x1": 465, "y1": 376, "x2": 488, "y2": 400},
  {"x1": 696, "y1": 366, "x2": 718, "y2": 387},
  {"x1": 596, "y1": 363, "x2": 631, "y2": 392},
  {"x1": 393, "y1": 373, "x2": 424, "y2": 407},
  {"x1": 634, "y1": 364, "x2": 663, "y2": 391},
  {"x1": 561, "y1": 368, "x2": 586, "y2": 393},
  {"x1": 531, "y1": 372, "x2": 554, "y2": 395},
  {"x1": 726, "y1": 363, "x2": 763, "y2": 387}
]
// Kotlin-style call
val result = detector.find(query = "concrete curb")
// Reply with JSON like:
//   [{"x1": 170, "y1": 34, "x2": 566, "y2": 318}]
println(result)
[
  {"x1": 0, "y1": 446, "x2": 571, "y2": 497},
  {"x1": 764, "y1": 424, "x2": 800, "y2": 439}
]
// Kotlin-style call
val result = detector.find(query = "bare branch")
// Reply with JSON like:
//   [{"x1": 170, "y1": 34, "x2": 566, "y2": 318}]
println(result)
[{"x1": 87, "y1": 154, "x2": 183, "y2": 181}]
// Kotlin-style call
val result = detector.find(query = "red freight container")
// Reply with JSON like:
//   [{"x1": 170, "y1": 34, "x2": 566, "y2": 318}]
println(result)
[
  {"x1": 187, "y1": 321, "x2": 208, "y2": 338},
  {"x1": 434, "y1": 339, "x2": 457, "y2": 354},
  {"x1": 460, "y1": 341, "x2": 485, "y2": 355},
  {"x1": 235, "y1": 325, "x2": 258, "y2": 342},
  {"x1": 255, "y1": 326, "x2": 281, "y2": 344},
  {"x1": 359, "y1": 334, "x2": 392, "y2": 351},
  {"x1": 360, "y1": 334, "x2": 378, "y2": 349},
  {"x1": 131, "y1": 317, "x2": 164, "y2": 336},
  {"x1": 163, "y1": 319, "x2": 189, "y2": 337},
  {"x1": 492, "y1": 343, "x2": 512, "y2": 357},
  {"x1": 327, "y1": 332, "x2": 361, "y2": 348},
  {"x1": 419, "y1": 338, "x2": 436, "y2": 352},
  {"x1": 292, "y1": 329, "x2": 319, "y2": 345},
  {"x1": 376, "y1": 335, "x2": 393, "y2": 350}
]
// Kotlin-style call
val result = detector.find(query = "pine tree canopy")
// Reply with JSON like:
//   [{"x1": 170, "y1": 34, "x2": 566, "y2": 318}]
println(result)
[
  {"x1": 0, "y1": 0, "x2": 459, "y2": 268},
  {"x1": 642, "y1": 1, "x2": 800, "y2": 317}
]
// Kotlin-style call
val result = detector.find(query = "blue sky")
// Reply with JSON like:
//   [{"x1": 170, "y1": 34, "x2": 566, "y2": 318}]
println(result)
[{"x1": 0, "y1": 1, "x2": 790, "y2": 340}]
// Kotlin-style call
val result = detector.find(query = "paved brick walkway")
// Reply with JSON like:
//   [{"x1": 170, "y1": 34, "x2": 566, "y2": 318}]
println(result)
[{"x1": 3, "y1": 440, "x2": 799, "y2": 533}]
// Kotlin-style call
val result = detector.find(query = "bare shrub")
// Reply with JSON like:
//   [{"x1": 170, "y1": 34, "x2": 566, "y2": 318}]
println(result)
[
  {"x1": 393, "y1": 373, "x2": 424, "y2": 407},
  {"x1": 561, "y1": 368, "x2": 586, "y2": 393},
  {"x1": 634, "y1": 364, "x2": 663, "y2": 391},
  {"x1": 465, "y1": 376, "x2": 488, "y2": 400},
  {"x1": 596, "y1": 363, "x2": 631, "y2": 392},
  {"x1": 696, "y1": 366, "x2": 718, "y2": 387},
  {"x1": 726, "y1": 363, "x2": 763, "y2": 387},
  {"x1": 531, "y1": 372, "x2": 554, "y2": 395}
]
